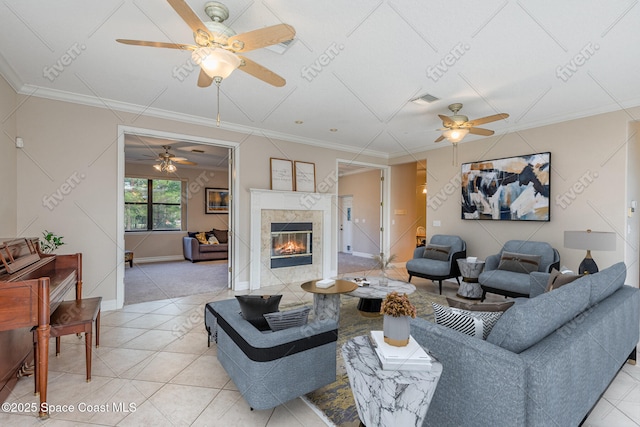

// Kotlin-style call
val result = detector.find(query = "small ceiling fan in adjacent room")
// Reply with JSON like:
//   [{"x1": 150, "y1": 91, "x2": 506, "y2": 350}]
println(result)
[
  {"x1": 116, "y1": 0, "x2": 296, "y2": 124},
  {"x1": 434, "y1": 103, "x2": 509, "y2": 164},
  {"x1": 151, "y1": 145, "x2": 197, "y2": 173}
]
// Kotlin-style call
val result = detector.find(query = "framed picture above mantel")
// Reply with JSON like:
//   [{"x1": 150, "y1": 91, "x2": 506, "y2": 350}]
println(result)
[
  {"x1": 461, "y1": 152, "x2": 550, "y2": 221},
  {"x1": 294, "y1": 161, "x2": 316, "y2": 192},
  {"x1": 270, "y1": 158, "x2": 294, "y2": 191}
]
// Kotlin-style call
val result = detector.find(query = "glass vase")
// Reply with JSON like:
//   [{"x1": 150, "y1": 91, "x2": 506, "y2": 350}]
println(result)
[{"x1": 379, "y1": 270, "x2": 389, "y2": 286}]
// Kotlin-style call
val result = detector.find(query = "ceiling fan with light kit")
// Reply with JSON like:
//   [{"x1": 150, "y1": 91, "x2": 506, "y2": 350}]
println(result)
[
  {"x1": 149, "y1": 145, "x2": 197, "y2": 173},
  {"x1": 434, "y1": 103, "x2": 509, "y2": 164},
  {"x1": 116, "y1": 0, "x2": 296, "y2": 124}
]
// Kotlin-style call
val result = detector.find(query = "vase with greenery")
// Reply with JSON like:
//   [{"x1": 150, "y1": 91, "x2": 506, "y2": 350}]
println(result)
[
  {"x1": 374, "y1": 253, "x2": 396, "y2": 286},
  {"x1": 40, "y1": 230, "x2": 65, "y2": 254},
  {"x1": 380, "y1": 291, "x2": 416, "y2": 346}
]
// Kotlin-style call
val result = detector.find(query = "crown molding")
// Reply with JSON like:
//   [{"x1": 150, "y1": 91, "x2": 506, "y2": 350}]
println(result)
[{"x1": 13, "y1": 84, "x2": 389, "y2": 159}]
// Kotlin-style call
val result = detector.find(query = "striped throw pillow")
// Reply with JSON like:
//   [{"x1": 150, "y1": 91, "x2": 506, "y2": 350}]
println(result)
[
  {"x1": 264, "y1": 306, "x2": 311, "y2": 331},
  {"x1": 432, "y1": 302, "x2": 503, "y2": 340}
]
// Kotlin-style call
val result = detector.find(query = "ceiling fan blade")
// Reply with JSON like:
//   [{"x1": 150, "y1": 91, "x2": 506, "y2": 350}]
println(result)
[
  {"x1": 434, "y1": 135, "x2": 445, "y2": 143},
  {"x1": 467, "y1": 113, "x2": 509, "y2": 127},
  {"x1": 227, "y1": 24, "x2": 295, "y2": 53},
  {"x1": 167, "y1": 0, "x2": 213, "y2": 43},
  {"x1": 468, "y1": 127, "x2": 495, "y2": 136},
  {"x1": 237, "y1": 55, "x2": 285, "y2": 87},
  {"x1": 438, "y1": 114, "x2": 456, "y2": 128},
  {"x1": 197, "y1": 69, "x2": 214, "y2": 87},
  {"x1": 173, "y1": 159, "x2": 197, "y2": 165},
  {"x1": 116, "y1": 39, "x2": 197, "y2": 50}
]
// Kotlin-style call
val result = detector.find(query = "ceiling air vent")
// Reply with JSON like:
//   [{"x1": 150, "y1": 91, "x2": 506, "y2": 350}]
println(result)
[
  {"x1": 265, "y1": 38, "x2": 295, "y2": 54},
  {"x1": 411, "y1": 93, "x2": 440, "y2": 105},
  {"x1": 191, "y1": 149, "x2": 205, "y2": 153}
]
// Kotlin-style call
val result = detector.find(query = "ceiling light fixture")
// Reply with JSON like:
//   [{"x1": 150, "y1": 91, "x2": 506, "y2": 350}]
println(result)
[
  {"x1": 193, "y1": 47, "x2": 242, "y2": 127},
  {"x1": 443, "y1": 128, "x2": 469, "y2": 143},
  {"x1": 153, "y1": 158, "x2": 177, "y2": 174}
]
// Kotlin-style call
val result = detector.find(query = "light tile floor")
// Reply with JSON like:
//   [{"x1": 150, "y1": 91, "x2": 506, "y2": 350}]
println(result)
[{"x1": 1, "y1": 270, "x2": 638, "y2": 426}]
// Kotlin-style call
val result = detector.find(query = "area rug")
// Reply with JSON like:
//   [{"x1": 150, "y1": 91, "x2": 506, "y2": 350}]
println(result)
[
  {"x1": 124, "y1": 260, "x2": 229, "y2": 305},
  {"x1": 304, "y1": 291, "x2": 447, "y2": 427},
  {"x1": 337, "y1": 252, "x2": 380, "y2": 275}
]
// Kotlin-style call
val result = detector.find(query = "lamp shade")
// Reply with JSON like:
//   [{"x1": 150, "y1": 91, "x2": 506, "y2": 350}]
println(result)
[
  {"x1": 194, "y1": 47, "x2": 241, "y2": 79},
  {"x1": 564, "y1": 230, "x2": 616, "y2": 251},
  {"x1": 443, "y1": 128, "x2": 469, "y2": 143}
]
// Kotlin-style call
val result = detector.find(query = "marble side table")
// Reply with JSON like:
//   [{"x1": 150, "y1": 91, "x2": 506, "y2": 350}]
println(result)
[
  {"x1": 342, "y1": 335, "x2": 443, "y2": 427},
  {"x1": 456, "y1": 259, "x2": 485, "y2": 300},
  {"x1": 301, "y1": 279, "x2": 358, "y2": 322}
]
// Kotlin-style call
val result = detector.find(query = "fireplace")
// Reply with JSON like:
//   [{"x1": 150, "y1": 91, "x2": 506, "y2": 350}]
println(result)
[{"x1": 271, "y1": 222, "x2": 313, "y2": 268}]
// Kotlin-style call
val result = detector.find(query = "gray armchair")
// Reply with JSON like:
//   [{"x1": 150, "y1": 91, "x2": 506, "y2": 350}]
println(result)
[
  {"x1": 205, "y1": 299, "x2": 338, "y2": 410},
  {"x1": 479, "y1": 240, "x2": 560, "y2": 300},
  {"x1": 406, "y1": 235, "x2": 467, "y2": 294}
]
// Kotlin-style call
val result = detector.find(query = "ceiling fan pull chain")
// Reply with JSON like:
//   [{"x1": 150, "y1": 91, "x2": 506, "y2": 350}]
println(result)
[{"x1": 215, "y1": 77, "x2": 222, "y2": 127}]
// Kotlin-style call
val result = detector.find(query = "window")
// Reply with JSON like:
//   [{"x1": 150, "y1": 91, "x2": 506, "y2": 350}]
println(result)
[{"x1": 125, "y1": 177, "x2": 184, "y2": 231}]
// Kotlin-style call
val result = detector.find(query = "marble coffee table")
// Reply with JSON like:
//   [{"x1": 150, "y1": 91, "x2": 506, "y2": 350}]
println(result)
[
  {"x1": 347, "y1": 278, "x2": 416, "y2": 316},
  {"x1": 301, "y1": 279, "x2": 358, "y2": 322},
  {"x1": 342, "y1": 335, "x2": 442, "y2": 427}
]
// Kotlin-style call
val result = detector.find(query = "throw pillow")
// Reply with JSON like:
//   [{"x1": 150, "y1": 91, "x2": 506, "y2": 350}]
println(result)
[
  {"x1": 236, "y1": 295, "x2": 282, "y2": 331},
  {"x1": 195, "y1": 232, "x2": 209, "y2": 244},
  {"x1": 188, "y1": 231, "x2": 198, "y2": 238},
  {"x1": 212, "y1": 229, "x2": 228, "y2": 244},
  {"x1": 498, "y1": 251, "x2": 541, "y2": 274},
  {"x1": 446, "y1": 297, "x2": 514, "y2": 313},
  {"x1": 208, "y1": 235, "x2": 220, "y2": 244},
  {"x1": 263, "y1": 306, "x2": 311, "y2": 331},
  {"x1": 423, "y1": 244, "x2": 451, "y2": 261},
  {"x1": 432, "y1": 302, "x2": 503, "y2": 340},
  {"x1": 545, "y1": 268, "x2": 581, "y2": 292}
]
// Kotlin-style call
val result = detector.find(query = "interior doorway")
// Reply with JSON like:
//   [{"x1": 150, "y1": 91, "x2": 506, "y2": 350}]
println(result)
[
  {"x1": 336, "y1": 160, "x2": 390, "y2": 275},
  {"x1": 116, "y1": 126, "x2": 239, "y2": 309}
]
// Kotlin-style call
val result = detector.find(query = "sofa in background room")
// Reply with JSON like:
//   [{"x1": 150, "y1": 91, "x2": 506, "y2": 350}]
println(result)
[{"x1": 183, "y1": 229, "x2": 228, "y2": 262}]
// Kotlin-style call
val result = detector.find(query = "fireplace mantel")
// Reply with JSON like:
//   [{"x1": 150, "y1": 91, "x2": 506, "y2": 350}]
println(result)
[{"x1": 250, "y1": 189, "x2": 334, "y2": 290}]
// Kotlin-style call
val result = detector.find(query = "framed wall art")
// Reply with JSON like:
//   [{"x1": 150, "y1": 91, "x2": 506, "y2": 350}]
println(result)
[
  {"x1": 461, "y1": 152, "x2": 551, "y2": 221},
  {"x1": 270, "y1": 158, "x2": 294, "y2": 191},
  {"x1": 294, "y1": 161, "x2": 316, "y2": 192},
  {"x1": 205, "y1": 188, "x2": 229, "y2": 214}
]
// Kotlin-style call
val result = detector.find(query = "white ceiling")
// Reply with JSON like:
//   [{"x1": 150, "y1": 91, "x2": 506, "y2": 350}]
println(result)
[{"x1": 2, "y1": 1, "x2": 640, "y2": 158}]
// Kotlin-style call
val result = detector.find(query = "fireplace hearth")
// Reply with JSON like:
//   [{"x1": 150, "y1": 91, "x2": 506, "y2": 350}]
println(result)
[{"x1": 271, "y1": 222, "x2": 312, "y2": 268}]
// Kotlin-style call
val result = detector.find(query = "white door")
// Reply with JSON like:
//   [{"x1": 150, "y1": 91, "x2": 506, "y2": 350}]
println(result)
[
  {"x1": 339, "y1": 196, "x2": 353, "y2": 254},
  {"x1": 227, "y1": 147, "x2": 234, "y2": 289}
]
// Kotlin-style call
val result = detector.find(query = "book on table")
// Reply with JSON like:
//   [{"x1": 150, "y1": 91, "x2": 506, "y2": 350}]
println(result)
[
  {"x1": 369, "y1": 330, "x2": 432, "y2": 371},
  {"x1": 315, "y1": 279, "x2": 335, "y2": 288}
]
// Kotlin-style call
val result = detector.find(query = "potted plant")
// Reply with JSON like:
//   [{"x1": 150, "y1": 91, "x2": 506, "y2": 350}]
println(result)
[
  {"x1": 40, "y1": 230, "x2": 65, "y2": 254},
  {"x1": 380, "y1": 291, "x2": 416, "y2": 347},
  {"x1": 374, "y1": 253, "x2": 397, "y2": 286}
]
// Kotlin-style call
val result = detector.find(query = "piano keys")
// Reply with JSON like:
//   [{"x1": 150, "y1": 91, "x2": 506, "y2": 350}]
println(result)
[{"x1": 0, "y1": 237, "x2": 82, "y2": 418}]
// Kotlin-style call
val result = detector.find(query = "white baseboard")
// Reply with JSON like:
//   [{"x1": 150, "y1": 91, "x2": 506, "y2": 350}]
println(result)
[
  {"x1": 101, "y1": 298, "x2": 118, "y2": 312},
  {"x1": 132, "y1": 255, "x2": 184, "y2": 264},
  {"x1": 235, "y1": 281, "x2": 250, "y2": 291}
]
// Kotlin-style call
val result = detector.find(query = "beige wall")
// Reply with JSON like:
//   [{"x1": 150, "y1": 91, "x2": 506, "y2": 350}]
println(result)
[
  {"x1": 338, "y1": 169, "x2": 382, "y2": 256},
  {"x1": 13, "y1": 94, "x2": 385, "y2": 306},
  {"x1": 389, "y1": 162, "x2": 419, "y2": 261},
  {"x1": 626, "y1": 121, "x2": 640, "y2": 285},
  {"x1": 123, "y1": 162, "x2": 228, "y2": 259},
  {"x1": 0, "y1": 75, "x2": 17, "y2": 236},
  {"x1": 395, "y1": 109, "x2": 640, "y2": 283}
]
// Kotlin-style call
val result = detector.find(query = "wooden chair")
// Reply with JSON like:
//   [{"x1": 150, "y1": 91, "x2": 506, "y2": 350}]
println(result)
[{"x1": 48, "y1": 297, "x2": 102, "y2": 382}]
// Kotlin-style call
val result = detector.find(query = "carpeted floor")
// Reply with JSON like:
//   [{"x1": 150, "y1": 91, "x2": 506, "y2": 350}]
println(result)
[
  {"x1": 338, "y1": 252, "x2": 380, "y2": 274},
  {"x1": 124, "y1": 260, "x2": 229, "y2": 305},
  {"x1": 304, "y1": 291, "x2": 447, "y2": 427}
]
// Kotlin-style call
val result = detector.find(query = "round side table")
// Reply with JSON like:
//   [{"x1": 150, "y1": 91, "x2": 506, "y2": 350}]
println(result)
[{"x1": 456, "y1": 259, "x2": 485, "y2": 300}]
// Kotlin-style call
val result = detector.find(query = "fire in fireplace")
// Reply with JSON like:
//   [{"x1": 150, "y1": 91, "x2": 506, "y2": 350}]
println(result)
[{"x1": 271, "y1": 222, "x2": 312, "y2": 268}]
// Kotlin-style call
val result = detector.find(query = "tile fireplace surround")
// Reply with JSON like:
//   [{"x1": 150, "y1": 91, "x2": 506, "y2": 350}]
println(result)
[{"x1": 250, "y1": 189, "x2": 334, "y2": 290}]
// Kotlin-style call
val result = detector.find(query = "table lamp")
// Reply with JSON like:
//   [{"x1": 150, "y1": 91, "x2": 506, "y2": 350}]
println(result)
[{"x1": 564, "y1": 230, "x2": 616, "y2": 274}]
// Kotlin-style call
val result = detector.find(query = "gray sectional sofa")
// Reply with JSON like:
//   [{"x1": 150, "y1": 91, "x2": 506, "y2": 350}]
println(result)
[{"x1": 411, "y1": 262, "x2": 639, "y2": 427}]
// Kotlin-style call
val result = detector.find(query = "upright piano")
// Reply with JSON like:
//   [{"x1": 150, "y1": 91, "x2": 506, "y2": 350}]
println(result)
[{"x1": 0, "y1": 237, "x2": 82, "y2": 418}]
